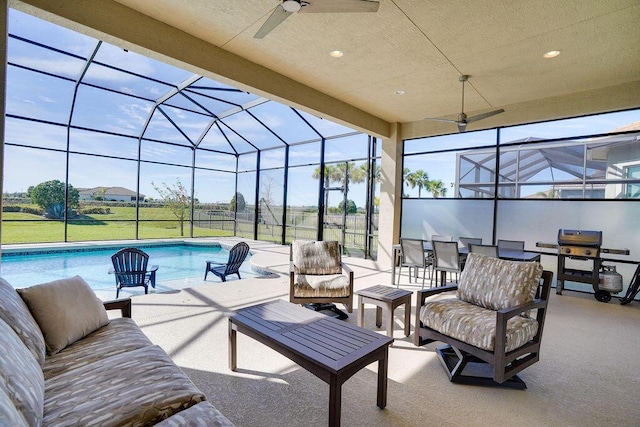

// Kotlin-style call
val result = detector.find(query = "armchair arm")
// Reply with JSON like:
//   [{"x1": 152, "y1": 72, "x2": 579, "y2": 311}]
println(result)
[
  {"x1": 289, "y1": 261, "x2": 296, "y2": 293},
  {"x1": 416, "y1": 284, "x2": 458, "y2": 306},
  {"x1": 103, "y1": 298, "x2": 132, "y2": 318},
  {"x1": 340, "y1": 262, "x2": 353, "y2": 275},
  {"x1": 496, "y1": 298, "x2": 548, "y2": 322}
]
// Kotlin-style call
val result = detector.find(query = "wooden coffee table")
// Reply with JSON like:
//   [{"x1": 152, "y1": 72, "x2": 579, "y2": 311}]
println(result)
[{"x1": 228, "y1": 299, "x2": 394, "y2": 427}]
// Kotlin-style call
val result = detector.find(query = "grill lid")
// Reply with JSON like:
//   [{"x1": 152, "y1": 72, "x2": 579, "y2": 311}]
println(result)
[{"x1": 557, "y1": 229, "x2": 602, "y2": 247}]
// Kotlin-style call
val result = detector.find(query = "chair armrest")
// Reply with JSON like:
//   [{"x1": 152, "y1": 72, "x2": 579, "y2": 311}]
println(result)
[
  {"x1": 103, "y1": 298, "x2": 132, "y2": 318},
  {"x1": 149, "y1": 265, "x2": 159, "y2": 272},
  {"x1": 496, "y1": 298, "x2": 548, "y2": 322},
  {"x1": 416, "y1": 284, "x2": 458, "y2": 306},
  {"x1": 341, "y1": 262, "x2": 353, "y2": 275}
]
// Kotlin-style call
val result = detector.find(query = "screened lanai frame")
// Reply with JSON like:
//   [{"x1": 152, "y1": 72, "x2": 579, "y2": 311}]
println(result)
[
  {"x1": 455, "y1": 129, "x2": 640, "y2": 199},
  {"x1": 402, "y1": 123, "x2": 640, "y2": 200},
  {"x1": 2, "y1": 9, "x2": 381, "y2": 257}
]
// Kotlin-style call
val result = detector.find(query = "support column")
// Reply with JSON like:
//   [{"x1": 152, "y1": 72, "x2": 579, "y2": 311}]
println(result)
[
  {"x1": 376, "y1": 123, "x2": 402, "y2": 268},
  {"x1": 0, "y1": 1, "x2": 8, "y2": 250}
]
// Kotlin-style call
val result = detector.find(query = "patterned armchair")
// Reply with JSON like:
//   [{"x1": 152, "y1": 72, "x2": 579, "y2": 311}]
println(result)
[
  {"x1": 414, "y1": 253, "x2": 553, "y2": 389},
  {"x1": 289, "y1": 240, "x2": 354, "y2": 319}
]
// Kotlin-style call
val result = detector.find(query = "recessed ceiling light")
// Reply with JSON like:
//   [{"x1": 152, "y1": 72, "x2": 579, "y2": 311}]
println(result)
[
  {"x1": 543, "y1": 50, "x2": 561, "y2": 58},
  {"x1": 394, "y1": 90, "x2": 405, "y2": 95},
  {"x1": 329, "y1": 50, "x2": 344, "y2": 58}
]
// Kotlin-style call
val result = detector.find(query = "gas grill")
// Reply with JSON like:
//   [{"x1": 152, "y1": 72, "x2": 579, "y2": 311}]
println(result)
[
  {"x1": 556, "y1": 229, "x2": 603, "y2": 296},
  {"x1": 537, "y1": 230, "x2": 632, "y2": 303}
]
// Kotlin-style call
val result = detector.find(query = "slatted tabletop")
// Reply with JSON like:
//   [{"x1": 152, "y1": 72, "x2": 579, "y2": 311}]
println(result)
[
  {"x1": 357, "y1": 285, "x2": 412, "y2": 302},
  {"x1": 228, "y1": 299, "x2": 393, "y2": 426}
]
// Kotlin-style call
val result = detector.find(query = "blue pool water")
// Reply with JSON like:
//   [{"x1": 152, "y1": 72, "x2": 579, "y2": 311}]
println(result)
[{"x1": 0, "y1": 243, "x2": 256, "y2": 299}]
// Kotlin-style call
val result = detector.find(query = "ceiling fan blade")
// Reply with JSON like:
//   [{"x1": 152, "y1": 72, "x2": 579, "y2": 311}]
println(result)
[
  {"x1": 423, "y1": 117, "x2": 458, "y2": 124},
  {"x1": 466, "y1": 108, "x2": 505, "y2": 123},
  {"x1": 300, "y1": 0, "x2": 380, "y2": 13},
  {"x1": 254, "y1": 6, "x2": 293, "y2": 39}
]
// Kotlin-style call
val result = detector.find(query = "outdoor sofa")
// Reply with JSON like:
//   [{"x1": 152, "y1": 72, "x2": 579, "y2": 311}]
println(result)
[{"x1": 0, "y1": 275, "x2": 234, "y2": 426}]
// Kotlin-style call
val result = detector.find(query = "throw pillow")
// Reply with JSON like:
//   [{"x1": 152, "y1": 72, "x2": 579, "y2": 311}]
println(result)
[
  {"x1": 292, "y1": 240, "x2": 342, "y2": 275},
  {"x1": 457, "y1": 253, "x2": 543, "y2": 312},
  {"x1": 18, "y1": 276, "x2": 109, "y2": 355}
]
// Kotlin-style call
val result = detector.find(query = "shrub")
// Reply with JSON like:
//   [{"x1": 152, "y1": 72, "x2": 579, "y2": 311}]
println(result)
[
  {"x1": 2, "y1": 205, "x2": 21, "y2": 212},
  {"x1": 80, "y1": 207, "x2": 111, "y2": 215},
  {"x1": 21, "y1": 206, "x2": 44, "y2": 215}
]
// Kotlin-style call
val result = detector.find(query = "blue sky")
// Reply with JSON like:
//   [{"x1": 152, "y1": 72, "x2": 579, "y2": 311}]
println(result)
[{"x1": 4, "y1": 9, "x2": 373, "y2": 207}]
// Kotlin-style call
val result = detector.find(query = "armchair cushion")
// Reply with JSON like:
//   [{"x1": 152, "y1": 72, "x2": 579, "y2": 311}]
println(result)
[
  {"x1": 295, "y1": 273, "x2": 350, "y2": 290},
  {"x1": 457, "y1": 253, "x2": 542, "y2": 313},
  {"x1": 292, "y1": 241, "x2": 342, "y2": 275},
  {"x1": 419, "y1": 299, "x2": 539, "y2": 352},
  {"x1": 18, "y1": 276, "x2": 109, "y2": 355}
]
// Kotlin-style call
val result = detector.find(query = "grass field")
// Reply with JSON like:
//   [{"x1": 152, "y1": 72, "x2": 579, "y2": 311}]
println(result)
[
  {"x1": 2, "y1": 205, "x2": 377, "y2": 259},
  {"x1": 1, "y1": 206, "x2": 234, "y2": 244}
]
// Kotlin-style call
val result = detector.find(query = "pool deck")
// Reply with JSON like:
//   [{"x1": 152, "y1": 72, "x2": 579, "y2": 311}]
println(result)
[{"x1": 3, "y1": 238, "x2": 640, "y2": 426}]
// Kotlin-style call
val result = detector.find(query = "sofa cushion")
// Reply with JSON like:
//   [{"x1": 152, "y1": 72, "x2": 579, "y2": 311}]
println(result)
[
  {"x1": 44, "y1": 345, "x2": 206, "y2": 427},
  {"x1": 0, "y1": 318, "x2": 44, "y2": 427},
  {"x1": 154, "y1": 401, "x2": 235, "y2": 427},
  {"x1": 43, "y1": 317, "x2": 153, "y2": 380},
  {"x1": 420, "y1": 299, "x2": 539, "y2": 352},
  {"x1": 18, "y1": 276, "x2": 109, "y2": 355},
  {"x1": 456, "y1": 253, "x2": 543, "y2": 313},
  {"x1": 0, "y1": 387, "x2": 28, "y2": 427},
  {"x1": 292, "y1": 241, "x2": 342, "y2": 275},
  {"x1": 0, "y1": 277, "x2": 46, "y2": 366}
]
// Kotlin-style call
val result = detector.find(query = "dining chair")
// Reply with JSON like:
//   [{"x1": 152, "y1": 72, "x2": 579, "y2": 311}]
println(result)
[
  {"x1": 469, "y1": 244, "x2": 499, "y2": 258},
  {"x1": 458, "y1": 237, "x2": 482, "y2": 252},
  {"x1": 431, "y1": 240, "x2": 463, "y2": 287},
  {"x1": 458, "y1": 237, "x2": 483, "y2": 266},
  {"x1": 497, "y1": 239, "x2": 525, "y2": 251},
  {"x1": 458, "y1": 237, "x2": 482, "y2": 251},
  {"x1": 432, "y1": 235, "x2": 454, "y2": 242},
  {"x1": 398, "y1": 238, "x2": 431, "y2": 288}
]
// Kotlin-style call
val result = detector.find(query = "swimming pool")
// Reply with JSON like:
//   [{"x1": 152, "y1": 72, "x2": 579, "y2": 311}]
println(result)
[{"x1": 0, "y1": 243, "x2": 257, "y2": 300}]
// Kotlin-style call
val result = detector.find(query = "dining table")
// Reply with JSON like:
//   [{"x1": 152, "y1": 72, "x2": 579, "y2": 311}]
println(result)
[{"x1": 390, "y1": 242, "x2": 541, "y2": 286}]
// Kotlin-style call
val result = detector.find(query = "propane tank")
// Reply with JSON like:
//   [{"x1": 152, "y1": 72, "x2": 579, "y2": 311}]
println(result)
[{"x1": 599, "y1": 265, "x2": 623, "y2": 294}]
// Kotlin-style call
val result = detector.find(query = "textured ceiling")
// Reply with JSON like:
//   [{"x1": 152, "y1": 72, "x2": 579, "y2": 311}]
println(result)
[{"x1": 12, "y1": 0, "x2": 640, "y2": 138}]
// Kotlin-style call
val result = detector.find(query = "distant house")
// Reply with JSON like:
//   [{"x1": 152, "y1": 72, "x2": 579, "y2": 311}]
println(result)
[{"x1": 78, "y1": 187, "x2": 145, "y2": 202}]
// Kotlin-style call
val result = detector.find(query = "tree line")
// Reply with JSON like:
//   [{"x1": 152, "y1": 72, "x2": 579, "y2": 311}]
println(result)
[{"x1": 403, "y1": 168, "x2": 447, "y2": 198}]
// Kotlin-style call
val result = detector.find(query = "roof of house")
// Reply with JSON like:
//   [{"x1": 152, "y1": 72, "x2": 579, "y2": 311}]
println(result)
[{"x1": 77, "y1": 187, "x2": 144, "y2": 198}]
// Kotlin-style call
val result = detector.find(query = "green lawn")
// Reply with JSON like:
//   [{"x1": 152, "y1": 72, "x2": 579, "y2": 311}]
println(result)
[{"x1": 2, "y1": 206, "x2": 234, "y2": 244}]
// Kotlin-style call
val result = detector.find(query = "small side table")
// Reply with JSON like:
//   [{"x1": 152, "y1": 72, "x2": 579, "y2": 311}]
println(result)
[{"x1": 357, "y1": 285, "x2": 412, "y2": 338}]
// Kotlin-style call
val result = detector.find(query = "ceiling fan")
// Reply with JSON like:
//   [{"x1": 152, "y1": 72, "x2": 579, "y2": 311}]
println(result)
[
  {"x1": 424, "y1": 75, "x2": 505, "y2": 133},
  {"x1": 254, "y1": 0, "x2": 380, "y2": 39}
]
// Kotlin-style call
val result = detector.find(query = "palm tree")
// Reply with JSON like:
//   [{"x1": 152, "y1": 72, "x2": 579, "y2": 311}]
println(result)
[
  {"x1": 427, "y1": 179, "x2": 448, "y2": 198},
  {"x1": 405, "y1": 170, "x2": 429, "y2": 197},
  {"x1": 312, "y1": 162, "x2": 367, "y2": 210}
]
